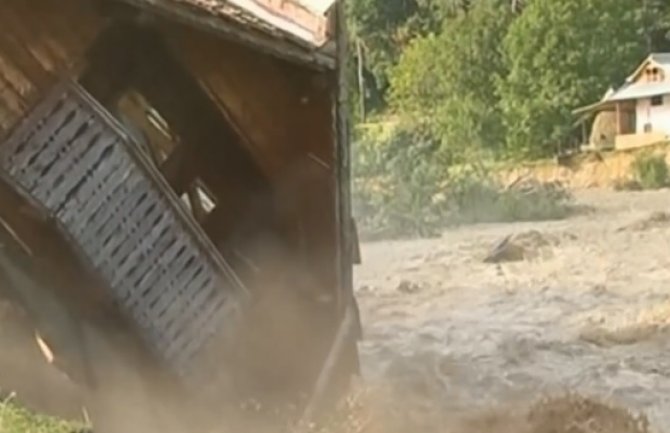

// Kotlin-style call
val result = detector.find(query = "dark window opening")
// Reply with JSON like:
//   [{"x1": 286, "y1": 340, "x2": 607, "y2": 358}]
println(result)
[
  {"x1": 115, "y1": 90, "x2": 179, "y2": 167},
  {"x1": 651, "y1": 95, "x2": 664, "y2": 106},
  {"x1": 112, "y1": 89, "x2": 223, "y2": 227}
]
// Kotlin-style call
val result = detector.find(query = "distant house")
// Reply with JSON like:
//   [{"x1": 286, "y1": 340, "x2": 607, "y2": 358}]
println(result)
[{"x1": 576, "y1": 53, "x2": 670, "y2": 150}]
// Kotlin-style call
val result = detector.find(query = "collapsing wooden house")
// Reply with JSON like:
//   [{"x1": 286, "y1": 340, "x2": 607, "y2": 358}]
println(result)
[{"x1": 0, "y1": 0, "x2": 358, "y2": 430}]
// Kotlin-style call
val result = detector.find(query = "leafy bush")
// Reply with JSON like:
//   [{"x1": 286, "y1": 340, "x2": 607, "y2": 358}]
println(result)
[
  {"x1": 353, "y1": 123, "x2": 447, "y2": 240},
  {"x1": 353, "y1": 125, "x2": 576, "y2": 240},
  {"x1": 444, "y1": 170, "x2": 574, "y2": 225},
  {"x1": 631, "y1": 153, "x2": 669, "y2": 190}
]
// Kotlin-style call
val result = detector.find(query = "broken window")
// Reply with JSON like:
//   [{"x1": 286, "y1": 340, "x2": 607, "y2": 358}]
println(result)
[
  {"x1": 115, "y1": 90, "x2": 179, "y2": 167},
  {"x1": 180, "y1": 178, "x2": 218, "y2": 223},
  {"x1": 113, "y1": 91, "x2": 224, "y2": 225}
]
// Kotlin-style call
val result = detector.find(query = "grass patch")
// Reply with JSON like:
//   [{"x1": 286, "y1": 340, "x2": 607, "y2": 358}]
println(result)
[
  {"x1": 631, "y1": 152, "x2": 669, "y2": 189},
  {"x1": 0, "y1": 397, "x2": 82, "y2": 433},
  {"x1": 615, "y1": 152, "x2": 670, "y2": 191}
]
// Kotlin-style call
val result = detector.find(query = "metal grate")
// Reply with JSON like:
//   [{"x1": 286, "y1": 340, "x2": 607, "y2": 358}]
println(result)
[{"x1": 0, "y1": 80, "x2": 244, "y2": 380}]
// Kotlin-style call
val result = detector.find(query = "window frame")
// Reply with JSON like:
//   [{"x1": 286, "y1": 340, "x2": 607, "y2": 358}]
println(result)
[{"x1": 651, "y1": 95, "x2": 664, "y2": 106}]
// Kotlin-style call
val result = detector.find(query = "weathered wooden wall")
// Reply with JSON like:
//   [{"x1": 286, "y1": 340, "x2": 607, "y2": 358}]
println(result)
[
  {"x1": 162, "y1": 23, "x2": 339, "y2": 299},
  {"x1": 0, "y1": 0, "x2": 106, "y2": 134},
  {"x1": 159, "y1": 22, "x2": 342, "y2": 395},
  {"x1": 0, "y1": 0, "x2": 345, "y2": 397},
  {"x1": 0, "y1": 0, "x2": 110, "y2": 311},
  {"x1": 0, "y1": 0, "x2": 338, "y2": 299}
]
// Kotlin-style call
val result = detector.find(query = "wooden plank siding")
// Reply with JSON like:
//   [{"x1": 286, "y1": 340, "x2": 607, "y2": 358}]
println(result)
[
  {"x1": 159, "y1": 22, "x2": 343, "y2": 392},
  {"x1": 0, "y1": 0, "x2": 107, "y2": 136},
  {"x1": 162, "y1": 23, "x2": 339, "y2": 300}
]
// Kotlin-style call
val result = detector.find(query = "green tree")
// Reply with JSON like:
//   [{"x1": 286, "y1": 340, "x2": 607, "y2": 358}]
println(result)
[
  {"x1": 639, "y1": 0, "x2": 670, "y2": 51},
  {"x1": 389, "y1": 0, "x2": 514, "y2": 161},
  {"x1": 498, "y1": 0, "x2": 646, "y2": 158},
  {"x1": 347, "y1": 0, "x2": 444, "y2": 115}
]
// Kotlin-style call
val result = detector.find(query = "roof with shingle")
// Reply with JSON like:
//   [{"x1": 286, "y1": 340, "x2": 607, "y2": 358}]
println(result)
[
  {"x1": 117, "y1": 0, "x2": 338, "y2": 67},
  {"x1": 607, "y1": 80, "x2": 670, "y2": 102},
  {"x1": 170, "y1": 0, "x2": 335, "y2": 45},
  {"x1": 649, "y1": 52, "x2": 670, "y2": 66}
]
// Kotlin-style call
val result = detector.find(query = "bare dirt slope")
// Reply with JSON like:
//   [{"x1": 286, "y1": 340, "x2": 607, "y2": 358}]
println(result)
[{"x1": 355, "y1": 189, "x2": 670, "y2": 432}]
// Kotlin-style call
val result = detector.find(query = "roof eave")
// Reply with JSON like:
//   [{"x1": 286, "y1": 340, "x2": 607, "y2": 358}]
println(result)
[
  {"x1": 624, "y1": 54, "x2": 656, "y2": 83},
  {"x1": 118, "y1": 0, "x2": 337, "y2": 70}
]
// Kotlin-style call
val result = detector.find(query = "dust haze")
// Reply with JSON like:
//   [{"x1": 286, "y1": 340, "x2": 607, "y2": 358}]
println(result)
[{"x1": 3, "y1": 188, "x2": 670, "y2": 432}]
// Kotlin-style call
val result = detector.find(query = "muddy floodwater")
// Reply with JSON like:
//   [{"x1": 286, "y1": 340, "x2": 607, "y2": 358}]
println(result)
[
  {"x1": 355, "y1": 189, "x2": 670, "y2": 431},
  {"x1": 3, "y1": 188, "x2": 670, "y2": 432}
]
